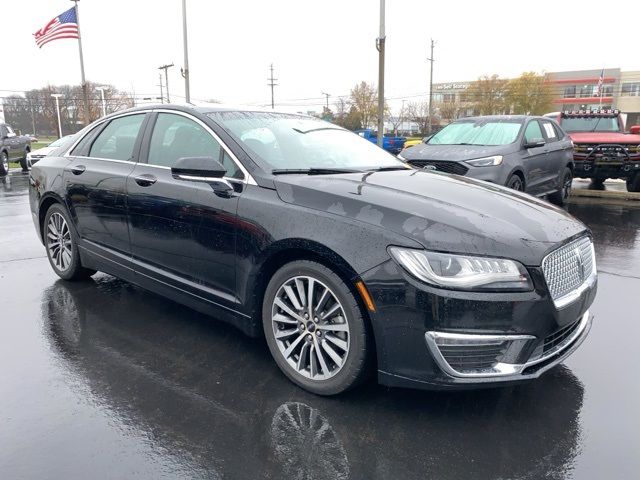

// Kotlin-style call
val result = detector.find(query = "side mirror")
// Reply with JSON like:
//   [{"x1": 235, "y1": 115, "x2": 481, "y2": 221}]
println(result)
[
  {"x1": 171, "y1": 156, "x2": 234, "y2": 197},
  {"x1": 630, "y1": 125, "x2": 640, "y2": 135},
  {"x1": 524, "y1": 139, "x2": 545, "y2": 149}
]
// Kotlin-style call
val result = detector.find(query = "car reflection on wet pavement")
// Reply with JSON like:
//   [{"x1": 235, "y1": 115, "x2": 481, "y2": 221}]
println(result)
[{"x1": 1, "y1": 171, "x2": 639, "y2": 479}]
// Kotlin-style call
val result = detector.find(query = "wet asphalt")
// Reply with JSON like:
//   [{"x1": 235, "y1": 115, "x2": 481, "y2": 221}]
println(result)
[{"x1": 1, "y1": 171, "x2": 639, "y2": 480}]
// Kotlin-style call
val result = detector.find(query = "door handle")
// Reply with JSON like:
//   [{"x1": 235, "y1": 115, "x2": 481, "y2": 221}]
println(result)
[
  {"x1": 134, "y1": 174, "x2": 157, "y2": 187},
  {"x1": 70, "y1": 165, "x2": 86, "y2": 175}
]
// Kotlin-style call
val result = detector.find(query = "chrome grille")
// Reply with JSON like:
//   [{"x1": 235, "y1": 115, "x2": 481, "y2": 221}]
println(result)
[{"x1": 542, "y1": 236, "x2": 595, "y2": 304}]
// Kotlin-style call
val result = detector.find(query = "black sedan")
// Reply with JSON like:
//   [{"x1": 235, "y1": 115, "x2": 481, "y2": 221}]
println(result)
[
  {"x1": 28, "y1": 105, "x2": 596, "y2": 395},
  {"x1": 399, "y1": 115, "x2": 574, "y2": 205}
]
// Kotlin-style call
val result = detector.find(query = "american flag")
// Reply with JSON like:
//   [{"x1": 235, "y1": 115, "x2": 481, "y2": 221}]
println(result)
[
  {"x1": 595, "y1": 68, "x2": 605, "y2": 97},
  {"x1": 33, "y1": 7, "x2": 79, "y2": 48}
]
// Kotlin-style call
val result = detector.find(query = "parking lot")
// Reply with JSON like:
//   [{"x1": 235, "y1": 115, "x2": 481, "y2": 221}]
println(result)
[{"x1": 1, "y1": 170, "x2": 639, "y2": 479}]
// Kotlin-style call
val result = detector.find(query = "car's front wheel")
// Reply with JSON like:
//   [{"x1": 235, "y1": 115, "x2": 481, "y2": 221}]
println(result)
[
  {"x1": 507, "y1": 173, "x2": 524, "y2": 192},
  {"x1": 44, "y1": 204, "x2": 96, "y2": 281},
  {"x1": 548, "y1": 167, "x2": 572, "y2": 206},
  {"x1": 627, "y1": 173, "x2": 640, "y2": 193},
  {"x1": 0, "y1": 151, "x2": 8, "y2": 176},
  {"x1": 263, "y1": 260, "x2": 369, "y2": 395},
  {"x1": 20, "y1": 150, "x2": 30, "y2": 171}
]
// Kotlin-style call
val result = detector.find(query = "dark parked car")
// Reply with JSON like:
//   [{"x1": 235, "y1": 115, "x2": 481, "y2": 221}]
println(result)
[
  {"x1": 1, "y1": 123, "x2": 32, "y2": 174},
  {"x1": 29, "y1": 104, "x2": 596, "y2": 395},
  {"x1": 399, "y1": 115, "x2": 574, "y2": 205}
]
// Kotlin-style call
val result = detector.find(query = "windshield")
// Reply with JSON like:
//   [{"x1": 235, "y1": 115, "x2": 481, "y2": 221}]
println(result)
[
  {"x1": 207, "y1": 112, "x2": 404, "y2": 171},
  {"x1": 48, "y1": 136, "x2": 73, "y2": 147},
  {"x1": 429, "y1": 120, "x2": 522, "y2": 146},
  {"x1": 561, "y1": 117, "x2": 621, "y2": 133}
]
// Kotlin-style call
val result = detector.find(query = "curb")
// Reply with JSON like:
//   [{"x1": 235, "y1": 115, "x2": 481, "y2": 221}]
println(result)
[{"x1": 571, "y1": 188, "x2": 640, "y2": 201}]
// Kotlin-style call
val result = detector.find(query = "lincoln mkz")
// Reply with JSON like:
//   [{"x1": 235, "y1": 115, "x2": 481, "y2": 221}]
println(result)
[{"x1": 29, "y1": 105, "x2": 596, "y2": 395}]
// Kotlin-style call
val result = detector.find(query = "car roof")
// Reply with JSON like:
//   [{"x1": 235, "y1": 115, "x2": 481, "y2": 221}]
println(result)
[
  {"x1": 102, "y1": 102, "x2": 311, "y2": 119},
  {"x1": 453, "y1": 115, "x2": 545, "y2": 122}
]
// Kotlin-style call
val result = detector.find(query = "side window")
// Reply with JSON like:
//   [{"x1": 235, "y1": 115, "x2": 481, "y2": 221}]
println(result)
[
  {"x1": 541, "y1": 121, "x2": 559, "y2": 142},
  {"x1": 221, "y1": 150, "x2": 244, "y2": 179},
  {"x1": 89, "y1": 114, "x2": 145, "y2": 161},
  {"x1": 148, "y1": 113, "x2": 221, "y2": 168},
  {"x1": 524, "y1": 121, "x2": 545, "y2": 144},
  {"x1": 6, "y1": 125, "x2": 15, "y2": 136}
]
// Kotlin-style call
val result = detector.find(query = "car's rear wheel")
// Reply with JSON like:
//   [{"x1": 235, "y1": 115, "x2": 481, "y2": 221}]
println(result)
[
  {"x1": 20, "y1": 149, "x2": 30, "y2": 171},
  {"x1": 548, "y1": 167, "x2": 572, "y2": 206},
  {"x1": 0, "y1": 151, "x2": 8, "y2": 176},
  {"x1": 626, "y1": 173, "x2": 640, "y2": 193},
  {"x1": 507, "y1": 173, "x2": 524, "y2": 192},
  {"x1": 44, "y1": 204, "x2": 96, "y2": 281},
  {"x1": 263, "y1": 260, "x2": 369, "y2": 395}
]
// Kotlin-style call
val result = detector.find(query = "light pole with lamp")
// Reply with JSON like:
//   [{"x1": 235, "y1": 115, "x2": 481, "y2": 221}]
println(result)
[
  {"x1": 96, "y1": 86, "x2": 107, "y2": 117},
  {"x1": 51, "y1": 94, "x2": 63, "y2": 138}
]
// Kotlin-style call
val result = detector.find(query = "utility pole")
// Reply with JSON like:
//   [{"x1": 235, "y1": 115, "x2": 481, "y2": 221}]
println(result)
[
  {"x1": 96, "y1": 86, "x2": 107, "y2": 116},
  {"x1": 322, "y1": 92, "x2": 330, "y2": 110},
  {"x1": 159, "y1": 63, "x2": 174, "y2": 102},
  {"x1": 51, "y1": 94, "x2": 63, "y2": 138},
  {"x1": 181, "y1": 0, "x2": 191, "y2": 103},
  {"x1": 401, "y1": 99, "x2": 407, "y2": 135},
  {"x1": 158, "y1": 73, "x2": 164, "y2": 104},
  {"x1": 267, "y1": 63, "x2": 278, "y2": 109},
  {"x1": 427, "y1": 39, "x2": 435, "y2": 134},
  {"x1": 376, "y1": 0, "x2": 386, "y2": 147}
]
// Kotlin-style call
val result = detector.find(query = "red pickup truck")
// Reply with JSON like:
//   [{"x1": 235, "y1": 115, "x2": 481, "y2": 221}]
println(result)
[{"x1": 545, "y1": 110, "x2": 640, "y2": 192}]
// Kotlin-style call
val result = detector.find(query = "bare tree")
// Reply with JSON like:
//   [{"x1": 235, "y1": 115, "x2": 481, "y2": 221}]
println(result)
[
  {"x1": 435, "y1": 99, "x2": 460, "y2": 124},
  {"x1": 506, "y1": 72, "x2": 554, "y2": 115},
  {"x1": 406, "y1": 101, "x2": 430, "y2": 134}
]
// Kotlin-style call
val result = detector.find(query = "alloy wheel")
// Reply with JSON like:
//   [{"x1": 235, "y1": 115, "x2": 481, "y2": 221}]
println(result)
[
  {"x1": 46, "y1": 212, "x2": 73, "y2": 272},
  {"x1": 271, "y1": 275, "x2": 350, "y2": 380},
  {"x1": 563, "y1": 175, "x2": 572, "y2": 200},
  {"x1": 509, "y1": 176, "x2": 523, "y2": 191},
  {"x1": 1, "y1": 153, "x2": 8, "y2": 173}
]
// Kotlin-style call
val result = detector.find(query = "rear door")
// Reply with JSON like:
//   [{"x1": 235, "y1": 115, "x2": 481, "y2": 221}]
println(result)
[
  {"x1": 521, "y1": 120, "x2": 549, "y2": 195},
  {"x1": 127, "y1": 111, "x2": 244, "y2": 310},
  {"x1": 63, "y1": 113, "x2": 148, "y2": 271},
  {"x1": 540, "y1": 120, "x2": 572, "y2": 192}
]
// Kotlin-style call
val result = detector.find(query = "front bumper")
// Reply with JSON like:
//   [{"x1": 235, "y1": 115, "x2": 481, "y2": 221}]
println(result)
[{"x1": 360, "y1": 259, "x2": 596, "y2": 390}]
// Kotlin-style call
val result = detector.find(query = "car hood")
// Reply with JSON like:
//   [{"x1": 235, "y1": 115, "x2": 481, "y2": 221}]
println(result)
[
  {"x1": 274, "y1": 169, "x2": 587, "y2": 266},
  {"x1": 402, "y1": 143, "x2": 511, "y2": 162},
  {"x1": 30, "y1": 146, "x2": 56, "y2": 156},
  {"x1": 568, "y1": 131, "x2": 640, "y2": 144}
]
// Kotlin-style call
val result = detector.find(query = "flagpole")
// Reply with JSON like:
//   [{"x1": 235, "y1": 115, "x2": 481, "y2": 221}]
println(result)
[{"x1": 72, "y1": 0, "x2": 91, "y2": 125}]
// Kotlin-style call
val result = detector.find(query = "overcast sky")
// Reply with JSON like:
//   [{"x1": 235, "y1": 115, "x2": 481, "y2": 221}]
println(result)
[{"x1": 2, "y1": 0, "x2": 636, "y2": 112}]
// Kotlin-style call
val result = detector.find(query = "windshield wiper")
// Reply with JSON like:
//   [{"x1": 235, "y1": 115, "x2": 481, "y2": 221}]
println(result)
[
  {"x1": 366, "y1": 166, "x2": 411, "y2": 172},
  {"x1": 271, "y1": 167, "x2": 364, "y2": 175}
]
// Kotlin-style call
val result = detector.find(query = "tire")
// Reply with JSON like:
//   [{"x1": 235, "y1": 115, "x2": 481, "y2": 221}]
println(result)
[
  {"x1": 588, "y1": 178, "x2": 605, "y2": 190},
  {"x1": 43, "y1": 204, "x2": 96, "y2": 281},
  {"x1": 20, "y1": 156, "x2": 29, "y2": 171},
  {"x1": 263, "y1": 260, "x2": 369, "y2": 395},
  {"x1": 0, "y1": 151, "x2": 8, "y2": 176},
  {"x1": 627, "y1": 173, "x2": 640, "y2": 193},
  {"x1": 506, "y1": 173, "x2": 524, "y2": 192},
  {"x1": 548, "y1": 167, "x2": 572, "y2": 206}
]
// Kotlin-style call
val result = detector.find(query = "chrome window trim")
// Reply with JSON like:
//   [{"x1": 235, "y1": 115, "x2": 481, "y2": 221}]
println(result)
[
  {"x1": 425, "y1": 309, "x2": 591, "y2": 381},
  {"x1": 151, "y1": 109, "x2": 256, "y2": 185},
  {"x1": 63, "y1": 110, "x2": 153, "y2": 159},
  {"x1": 130, "y1": 162, "x2": 245, "y2": 185},
  {"x1": 63, "y1": 108, "x2": 257, "y2": 186}
]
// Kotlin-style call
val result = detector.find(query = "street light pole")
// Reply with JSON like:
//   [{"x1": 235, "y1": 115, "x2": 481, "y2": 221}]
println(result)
[
  {"x1": 322, "y1": 92, "x2": 330, "y2": 110},
  {"x1": 376, "y1": 0, "x2": 386, "y2": 147},
  {"x1": 51, "y1": 94, "x2": 63, "y2": 138},
  {"x1": 96, "y1": 87, "x2": 107, "y2": 117},
  {"x1": 181, "y1": 0, "x2": 191, "y2": 103},
  {"x1": 427, "y1": 39, "x2": 435, "y2": 134}
]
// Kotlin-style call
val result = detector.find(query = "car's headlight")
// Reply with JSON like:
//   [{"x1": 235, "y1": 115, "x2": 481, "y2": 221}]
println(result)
[
  {"x1": 465, "y1": 155, "x2": 503, "y2": 167},
  {"x1": 388, "y1": 247, "x2": 532, "y2": 291}
]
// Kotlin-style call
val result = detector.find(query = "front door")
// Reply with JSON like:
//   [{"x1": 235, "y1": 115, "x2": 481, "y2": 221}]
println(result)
[
  {"x1": 127, "y1": 111, "x2": 244, "y2": 309},
  {"x1": 63, "y1": 113, "x2": 147, "y2": 265}
]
